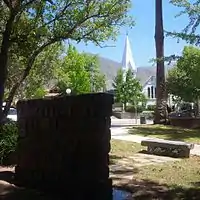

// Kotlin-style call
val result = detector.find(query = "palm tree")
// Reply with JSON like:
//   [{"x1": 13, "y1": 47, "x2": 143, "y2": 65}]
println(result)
[{"x1": 154, "y1": 0, "x2": 167, "y2": 124}]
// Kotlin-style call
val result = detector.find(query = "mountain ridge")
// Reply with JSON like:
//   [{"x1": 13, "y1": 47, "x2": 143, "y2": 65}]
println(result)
[{"x1": 97, "y1": 55, "x2": 173, "y2": 90}]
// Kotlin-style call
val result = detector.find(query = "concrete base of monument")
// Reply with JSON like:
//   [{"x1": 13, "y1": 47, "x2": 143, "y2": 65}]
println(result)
[
  {"x1": 14, "y1": 168, "x2": 113, "y2": 199},
  {"x1": 0, "y1": 166, "x2": 132, "y2": 200}
]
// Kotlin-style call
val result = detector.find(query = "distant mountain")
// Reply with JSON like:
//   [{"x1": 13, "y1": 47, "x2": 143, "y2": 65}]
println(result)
[
  {"x1": 98, "y1": 56, "x2": 121, "y2": 89},
  {"x1": 97, "y1": 56, "x2": 174, "y2": 90}
]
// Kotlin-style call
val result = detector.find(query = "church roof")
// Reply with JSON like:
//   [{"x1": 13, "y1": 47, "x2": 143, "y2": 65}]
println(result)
[
  {"x1": 136, "y1": 66, "x2": 156, "y2": 86},
  {"x1": 121, "y1": 35, "x2": 137, "y2": 72}
]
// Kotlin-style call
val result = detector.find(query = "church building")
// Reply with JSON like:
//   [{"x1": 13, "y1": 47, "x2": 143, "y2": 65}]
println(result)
[{"x1": 121, "y1": 34, "x2": 156, "y2": 106}]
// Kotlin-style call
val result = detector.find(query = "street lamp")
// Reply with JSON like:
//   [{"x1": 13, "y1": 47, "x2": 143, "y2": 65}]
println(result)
[{"x1": 66, "y1": 88, "x2": 71, "y2": 95}]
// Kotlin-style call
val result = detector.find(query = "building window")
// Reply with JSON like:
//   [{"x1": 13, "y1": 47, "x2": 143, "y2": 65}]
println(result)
[
  {"x1": 147, "y1": 87, "x2": 150, "y2": 98},
  {"x1": 151, "y1": 86, "x2": 154, "y2": 98}
]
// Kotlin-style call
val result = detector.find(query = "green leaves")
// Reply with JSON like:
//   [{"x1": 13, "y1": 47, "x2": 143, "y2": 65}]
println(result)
[
  {"x1": 0, "y1": 122, "x2": 18, "y2": 165},
  {"x1": 167, "y1": 46, "x2": 200, "y2": 102},
  {"x1": 0, "y1": 0, "x2": 133, "y2": 114},
  {"x1": 12, "y1": 0, "x2": 134, "y2": 47},
  {"x1": 168, "y1": 0, "x2": 200, "y2": 46},
  {"x1": 113, "y1": 68, "x2": 146, "y2": 107},
  {"x1": 55, "y1": 45, "x2": 106, "y2": 95},
  {"x1": 113, "y1": 69, "x2": 124, "y2": 103},
  {"x1": 5, "y1": 43, "x2": 63, "y2": 100}
]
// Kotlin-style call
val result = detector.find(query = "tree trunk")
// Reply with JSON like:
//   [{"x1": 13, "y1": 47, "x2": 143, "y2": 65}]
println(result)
[
  {"x1": 154, "y1": 0, "x2": 167, "y2": 124},
  {"x1": 0, "y1": 13, "x2": 15, "y2": 124}
]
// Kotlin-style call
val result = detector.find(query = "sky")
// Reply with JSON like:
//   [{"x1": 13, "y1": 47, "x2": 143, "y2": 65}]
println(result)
[{"x1": 73, "y1": 0, "x2": 190, "y2": 67}]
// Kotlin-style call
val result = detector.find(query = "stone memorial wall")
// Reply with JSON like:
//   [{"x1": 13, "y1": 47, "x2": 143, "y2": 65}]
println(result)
[{"x1": 15, "y1": 93, "x2": 113, "y2": 199}]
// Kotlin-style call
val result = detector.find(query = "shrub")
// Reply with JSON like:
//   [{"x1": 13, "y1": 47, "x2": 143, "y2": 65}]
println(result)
[
  {"x1": 146, "y1": 105, "x2": 156, "y2": 111},
  {"x1": 125, "y1": 105, "x2": 145, "y2": 113},
  {"x1": 141, "y1": 110, "x2": 155, "y2": 120},
  {"x1": 0, "y1": 122, "x2": 18, "y2": 165}
]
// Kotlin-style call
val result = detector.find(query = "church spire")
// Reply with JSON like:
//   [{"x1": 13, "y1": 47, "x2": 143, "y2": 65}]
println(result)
[{"x1": 121, "y1": 34, "x2": 136, "y2": 74}]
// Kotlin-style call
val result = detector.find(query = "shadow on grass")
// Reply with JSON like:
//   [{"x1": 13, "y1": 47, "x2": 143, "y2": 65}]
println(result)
[
  {"x1": 114, "y1": 177, "x2": 200, "y2": 200},
  {"x1": 109, "y1": 154, "x2": 124, "y2": 165},
  {"x1": 138, "y1": 149, "x2": 184, "y2": 159},
  {"x1": 110, "y1": 165, "x2": 139, "y2": 177},
  {"x1": 129, "y1": 125, "x2": 200, "y2": 143},
  {"x1": 109, "y1": 154, "x2": 139, "y2": 179}
]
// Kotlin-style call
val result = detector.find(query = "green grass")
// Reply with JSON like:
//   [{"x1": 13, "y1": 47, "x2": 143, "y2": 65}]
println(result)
[
  {"x1": 110, "y1": 139, "x2": 142, "y2": 156},
  {"x1": 110, "y1": 139, "x2": 143, "y2": 165},
  {"x1": 134, "y1": 156, "x2": 200, "y2": 188},
  {"x1": 128, "y1": 124, "x2": 200, "y2": 143},
  {"x1": 111, "y1": 139, "x2": 200, "y2": 199}
]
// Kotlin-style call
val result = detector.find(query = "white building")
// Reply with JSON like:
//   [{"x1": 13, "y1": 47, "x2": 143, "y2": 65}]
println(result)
[
  {"x1": 121, "y1": 34, "x2": 156, "y2": 106},
  {"x1": 142, "y1": 76, "x2": 156, "y2": 106}
]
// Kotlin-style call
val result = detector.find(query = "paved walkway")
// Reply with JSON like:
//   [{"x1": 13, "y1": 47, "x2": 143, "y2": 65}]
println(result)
[
  {"x1": 111, "y1": 126, "x2": 200, "y2": 156},
  {"x1": 111, "y1": 118, "x2": 153, "y2": 126}
]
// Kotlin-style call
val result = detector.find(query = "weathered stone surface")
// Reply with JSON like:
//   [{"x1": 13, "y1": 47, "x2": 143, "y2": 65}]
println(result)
[
  {"x1": 141, "y1": 139, "x2": 194, "y2": 158},
  {"x1": 15, "y1": 93, "x2": 113, "y2": 199},
  {"x1": 169, "y1": 117, "x2": 200, "y2": 129}
]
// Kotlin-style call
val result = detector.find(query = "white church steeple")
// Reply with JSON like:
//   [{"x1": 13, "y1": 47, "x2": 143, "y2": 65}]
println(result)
[{"x1": 121, "y1": 33, "x2": 136, "y2": 73}]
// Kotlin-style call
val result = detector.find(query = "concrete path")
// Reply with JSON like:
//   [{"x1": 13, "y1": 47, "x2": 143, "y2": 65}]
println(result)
[
  {"x1": 111, "y1": 126, "x2": 200, "y2": 156},
  {"x1": 111, "y1": 118, "x2": 153, "y2": 127}
]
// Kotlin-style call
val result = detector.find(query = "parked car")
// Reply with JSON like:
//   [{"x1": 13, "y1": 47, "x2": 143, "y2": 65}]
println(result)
[
  {"x1": 7, "y1": 107, "x2": 17, "y2": 121},
  {"x1": 2, "y1": 105, "x2": 17, "y2": 122}
]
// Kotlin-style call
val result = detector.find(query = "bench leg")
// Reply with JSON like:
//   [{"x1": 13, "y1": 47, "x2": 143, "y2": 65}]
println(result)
[{"x1": 180, "y1": 149, "x2": 190, "y2": 158}]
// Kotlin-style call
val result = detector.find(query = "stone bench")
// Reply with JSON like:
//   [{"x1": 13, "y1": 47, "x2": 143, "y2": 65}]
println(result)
[{"x1": 141, "y1": 139, "x2": 194, "y2": 158}]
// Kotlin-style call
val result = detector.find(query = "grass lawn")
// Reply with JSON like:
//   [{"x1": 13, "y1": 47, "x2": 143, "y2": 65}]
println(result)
[
  {"x1": 111, "y1": 139, "x2": 200, "y2": 199},
  {"x1": 110, "y1": 139, "x2": 143, "y2": 157},
  {"x1": 128, "y1": 124, "x2": 200, "y2": 143}
]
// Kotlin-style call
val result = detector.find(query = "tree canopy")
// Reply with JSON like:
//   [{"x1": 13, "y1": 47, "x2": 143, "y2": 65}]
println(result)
[
  {"x1": 5, "y1": 43, "x2": 63, "y2": 101},
  {"x1": 113, "y1": 68, "x2": 146, "y2": 110},
  {"x1": 55, "y1": 45, "x2": 106, "y2": 95},
  {"x1": 0, "y1": 0, "x2": 134, "y2": 120},
  {"x1": 169, "y1": 0, "x2": 200, "y2": 46},
  {"x1": 167, "y1": 46, "x2": 200, "y2": 102}
]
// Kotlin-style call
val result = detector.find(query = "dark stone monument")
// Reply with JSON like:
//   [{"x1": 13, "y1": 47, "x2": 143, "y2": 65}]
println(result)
[
  {"x1": 15, "y1": 93, "x2": 113, "y2": 200},
  {"x1": 169, "y1": 117, "x2": 200, "y2": 129}
]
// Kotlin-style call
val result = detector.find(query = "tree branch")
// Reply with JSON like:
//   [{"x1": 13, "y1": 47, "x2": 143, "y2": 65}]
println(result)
[
  {"x1": 3, "y1": 39, "x2": 60, "y2": 116},
  {"x1": 44, "y1": 1, "x2": 73, "y2": 27},
  {"x1": 3, "y1": 0, "x2": 11, "y2": 8},
  {"x1": 21, "y1": 0, "x2": 36, "y2": 9}
]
